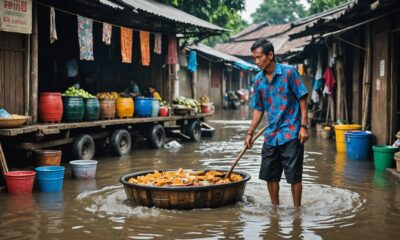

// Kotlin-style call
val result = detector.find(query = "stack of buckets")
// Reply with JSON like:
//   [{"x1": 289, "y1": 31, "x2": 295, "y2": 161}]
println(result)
[
  {"x1": 3, "y1": 150, "x2": 65, "y2": 194},
  {"x1": 335, "y1": 124, "x2": 398, "y2": 171},
  {"x1": 35, "y1": 150, "x2": 65, "y2": 192}
]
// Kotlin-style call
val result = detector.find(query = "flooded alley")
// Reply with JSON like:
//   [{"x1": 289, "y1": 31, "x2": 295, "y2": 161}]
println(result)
[{"x1": 0, "y1": 109, "x2": 399, "y2": 240}]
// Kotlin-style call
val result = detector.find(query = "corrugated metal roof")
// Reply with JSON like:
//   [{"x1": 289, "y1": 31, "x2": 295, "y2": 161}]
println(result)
[
  {"x1": 99, "y1": 0, "x2": 123, "y2": 9},
  {"x1": 189, "y1": 44, "x2": 259, "y2": 71},
  {"x1": 233, "y1": 23, "x2": 291, "y2": 41},
  {"x1": 215, "y1": 36, "x2": 288, "y2": 57},
  {"x1": 115, "y1": 0, "x2": 226, "y2": 31}
]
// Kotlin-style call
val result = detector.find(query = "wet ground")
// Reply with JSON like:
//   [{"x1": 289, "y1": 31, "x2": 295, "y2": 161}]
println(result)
[{"x1": 1, "y1": 107, "x2": 400, "y2": 239}]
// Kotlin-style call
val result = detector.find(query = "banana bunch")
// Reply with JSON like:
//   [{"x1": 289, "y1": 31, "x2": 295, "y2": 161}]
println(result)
[
  {"x1": 173, "y1": 96, "x2": 200, "y2": 113},
  {"x1": 96, "y1": 92, "x2": 120, "y2": 100}
]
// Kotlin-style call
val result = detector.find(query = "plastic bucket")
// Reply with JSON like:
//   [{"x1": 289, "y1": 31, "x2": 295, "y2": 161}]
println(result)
[
  {"x1": 35, "y1": 150, "x2": 62, "y2": 166},
  {"x1": 334, "y1": 124, "x2": 361, "y2": 152},
  {"x1": 4, "y1": 171, "x2": 36, "y2": 194},
  {"x1": 35, "y1": 166, "x2": 65, "y2": 192},
  {"x1": 151, "y1": 99, "x2": 160, "y2": 117},
  {"x1": 159, "y1": 107, "x2": 168, "y2": 117},
  {"x1": 372, "y1": 145, "x2": 398, "y2": 171},
  {"x1": 345, "y1": 131, "x2": 372, "y2": 161},
  {"x1": 69, "y1": 160, "x2": 98, "y2": 179}
]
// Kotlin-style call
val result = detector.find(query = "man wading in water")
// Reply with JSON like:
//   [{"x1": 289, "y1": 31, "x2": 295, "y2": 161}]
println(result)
[{"x1": 245, "y1": 39, "x2": 309, "y2": 208}]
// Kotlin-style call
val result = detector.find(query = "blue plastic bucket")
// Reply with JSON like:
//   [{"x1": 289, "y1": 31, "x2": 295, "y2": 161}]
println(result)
[
  {"x1": 345, "y1": 131, "x2": 372, "y2": 161},
  {"x1": 69, "y1": 160, "x2": 98, "y2": 179},
  {"x1": 35, "y1": 166, "x2": 65, "y2": 192},
  {"x1": 135, "y1": 97, "x2": 152, "y2": 117}
]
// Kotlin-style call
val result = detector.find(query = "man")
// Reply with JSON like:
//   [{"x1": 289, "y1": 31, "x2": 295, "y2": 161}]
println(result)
[
  {"x1": 245, "y1": 39, "x2": 309, "y2": 208},
  {"x1": 149, "y1": 85, "x2": 162, "y2": 101},
  {"x1": 123, "y1": 80, "x2": 141, "y2": 97}
]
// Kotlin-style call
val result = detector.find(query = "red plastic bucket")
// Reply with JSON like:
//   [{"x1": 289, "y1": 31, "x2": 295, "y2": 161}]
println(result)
[
  {"x1": 4, "y1": 171, "x2": 36, "y2": 194},
  {"x1": 159, "y1": 107, "x2": 168, "y2": 117}
]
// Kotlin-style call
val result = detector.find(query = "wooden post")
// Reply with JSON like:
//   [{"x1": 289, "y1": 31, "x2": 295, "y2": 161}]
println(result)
[
  {"x1": 0, "y1": 143, "x2": 9, "y2": 174},
  {"x1": 24, "y1": 36, "x2": 31, "y2": 116},
  {"x1": 168, "y1": 64, "x2": 176, "y2": 102},
  {"x1": 362, "y1": 24, "x2": 372, "y2": 131},
  {"x1": 191, "y1": 71, "x2": 197, "y2": 99},
  {"x1": 30, "y1": 0, "x2": 38, "y2": 123}
]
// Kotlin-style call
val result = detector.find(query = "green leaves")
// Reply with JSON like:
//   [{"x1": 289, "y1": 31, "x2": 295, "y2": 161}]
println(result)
[{"x1": 251, "y1": 0, "x2": 306, "y2": 25}]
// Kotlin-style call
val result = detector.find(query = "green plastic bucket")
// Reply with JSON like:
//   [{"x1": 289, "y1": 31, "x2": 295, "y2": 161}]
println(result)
[{"x1": 372, "y1": 145, "x2": 398, "y2": 171}]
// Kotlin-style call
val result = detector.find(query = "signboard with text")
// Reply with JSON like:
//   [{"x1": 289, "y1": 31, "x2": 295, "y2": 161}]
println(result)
[{"x1": 0, "y1": 0, "x2": 32, "y2": 34}]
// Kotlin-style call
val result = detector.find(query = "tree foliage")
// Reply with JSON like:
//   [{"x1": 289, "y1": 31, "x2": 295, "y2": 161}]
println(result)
[
  {"x1": 307, "y1": 0, "x2": 349, "y2": 15},
  {"x1": 251, "y1": 0, "x2": 307, "y2": 25},
  {"x1": 158, "y1": 0, "x2": 247, "y2": 46}
]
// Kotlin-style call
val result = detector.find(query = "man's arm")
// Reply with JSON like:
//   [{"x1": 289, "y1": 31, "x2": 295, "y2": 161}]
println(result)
[
  {"x1": 298, "y1": 95, "x2": 309, "y2": 144},
  {"x1": 245, "y1": 110, "x2": 264, "y2": 148}
]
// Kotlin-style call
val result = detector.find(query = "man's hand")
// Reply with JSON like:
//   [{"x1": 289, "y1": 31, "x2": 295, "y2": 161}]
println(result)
[
  {"x1": 298, "y1": 127, "x2": 309, "y2": 144},
  {"x1": 244, "y1": 134, "x2": 253, "y2": 148}
]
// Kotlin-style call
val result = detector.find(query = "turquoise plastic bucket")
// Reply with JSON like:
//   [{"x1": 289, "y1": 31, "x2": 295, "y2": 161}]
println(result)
[
  {"x1": 35, "y1": 166, "x2": 65, "y2": 192},
  {"x1": 69, "y1": 160, "x2": 98, "y2": 179}
]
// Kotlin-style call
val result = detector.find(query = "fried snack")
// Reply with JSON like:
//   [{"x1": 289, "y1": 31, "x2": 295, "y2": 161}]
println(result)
[{"x1": 128, "y1": 169, "x2": 243, "y2": 187}]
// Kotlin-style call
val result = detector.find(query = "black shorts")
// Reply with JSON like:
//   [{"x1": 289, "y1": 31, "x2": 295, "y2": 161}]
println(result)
[{"x1": 259, "y1": 139, "x2": 304, "y2": 184}]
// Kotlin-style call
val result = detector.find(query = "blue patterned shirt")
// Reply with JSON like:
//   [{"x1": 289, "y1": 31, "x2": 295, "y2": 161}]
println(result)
[{"x1": 250, "y1": 63, "x2": 308, "y2": 146}]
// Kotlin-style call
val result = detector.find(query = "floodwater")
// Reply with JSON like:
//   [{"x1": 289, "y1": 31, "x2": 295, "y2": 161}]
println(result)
[{"x1": 1, "y1": 107, "x2": 400, "y2": 240}]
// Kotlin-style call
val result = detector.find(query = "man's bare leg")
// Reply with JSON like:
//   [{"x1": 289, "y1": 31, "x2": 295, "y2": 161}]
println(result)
[
  {"x1": 291, "y1": 182, "x2": 302, "y2": 208},
  {"x1": 267, "y1": 181, "x2": 280, "y2": 206}
]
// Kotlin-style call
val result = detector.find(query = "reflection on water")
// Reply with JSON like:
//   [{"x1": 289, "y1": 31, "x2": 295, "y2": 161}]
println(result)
[{"x1": 0, "y1": 113, "x2": 399, "y2": 239}]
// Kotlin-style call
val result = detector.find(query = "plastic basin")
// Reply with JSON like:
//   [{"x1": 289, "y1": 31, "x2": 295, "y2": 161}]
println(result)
[{"x1": 69, "y1": 160, "x2": 98, "y2": 179}]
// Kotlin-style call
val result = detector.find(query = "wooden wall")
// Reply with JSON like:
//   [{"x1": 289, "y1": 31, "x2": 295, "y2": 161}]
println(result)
[
  {"x1": 371, "y1": 19, "x2": 390, "y2": 144},
  {"x1": 0, "y1": 31, "x2": 27, "y2": 115},
  {"x1": 178, "y1": 57, "x2": 223, "y2": 108}
]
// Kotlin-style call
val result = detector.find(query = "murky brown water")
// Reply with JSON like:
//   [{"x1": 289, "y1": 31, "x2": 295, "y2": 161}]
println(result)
[{"x1": 1, "y1": 107, "x2": 400, "y2": 239}]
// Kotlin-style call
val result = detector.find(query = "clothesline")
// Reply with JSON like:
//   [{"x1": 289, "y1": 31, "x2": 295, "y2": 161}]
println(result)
[{"x1": 38, "y1": 2, "x2": 162, "y2": 36}]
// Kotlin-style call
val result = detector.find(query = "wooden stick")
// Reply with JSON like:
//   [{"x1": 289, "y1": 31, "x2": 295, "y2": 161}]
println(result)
[
  {"x1": 224, "y1": 126, "x2": 266, "y2": 179},
  {"x1": 0, "y1": 143, "x2": 9, "y2": 174}
]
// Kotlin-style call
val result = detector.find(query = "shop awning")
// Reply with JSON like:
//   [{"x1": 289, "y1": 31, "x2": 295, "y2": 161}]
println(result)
[
  {"x1": 188, "y1": 44, "x2": 259, "y2": 71},
  {"x1": 98, "y1": 0, "x2": 226, "y2": 33}
]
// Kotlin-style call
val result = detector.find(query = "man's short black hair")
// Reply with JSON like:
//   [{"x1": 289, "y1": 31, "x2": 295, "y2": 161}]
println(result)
[{"x1": 250, "y1": 38, "x2": 274, "y2": 55}]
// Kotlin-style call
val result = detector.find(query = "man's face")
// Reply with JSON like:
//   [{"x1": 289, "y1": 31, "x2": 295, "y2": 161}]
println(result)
[{"x1": 252, "y1": 47, "x2": 273, "y2": 70}]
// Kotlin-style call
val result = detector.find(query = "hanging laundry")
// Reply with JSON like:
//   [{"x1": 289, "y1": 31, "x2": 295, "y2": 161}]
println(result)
[
  {"x1": 50, "y1": 7, "x2": 57, "y2": 44},
  {"x1": 323, "y1": 66, "x2": 336, "y2": 95},
  {"x1": 167, "y1": 34, "x2": 178, "y2": 64},
  {"x1": 120, "y1": 27, "x2": 133, "y2": 63},
  {"x1": 140, "y1": 31, "x2": 150, "y2": 66},
  {"x1": 311, "y1": 90, "x2": 319, "y2": 103},
  {"x1": 154, "y1": 33, "x2": 162, "y2": 54},
  {"x1": 298, "y1": 64, "x2": 304, "y2": 76},
  {"x1": 314, "y1": 53, "x2": 323, "y2": 80},
  {"x1": 178, "y1": 50, "x2": 187, "y2": 67},
  {"x1": 187, "y1": 50, "x2": 197, "y2": 73},
  {"x1": 77, "y1": 16, "x2": 94, "y2": 61},
  {"x1": 102, "y1": 23, "x2": 112, "y2": 45}
]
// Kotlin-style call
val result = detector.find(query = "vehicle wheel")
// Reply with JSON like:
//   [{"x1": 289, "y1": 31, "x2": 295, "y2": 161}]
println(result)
[
  {"x1": 147, "y1": 124, "x2": 166, "y2": 148},
  {"x1": 72, "y1": 134, "x2": 95, "y2": 160},
  {"x1": 111, "y1": 129, "x2": 132, "y2": 156},
  {"x1": 184, "y1": 120, "x2": 201, "y2": 142}
]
